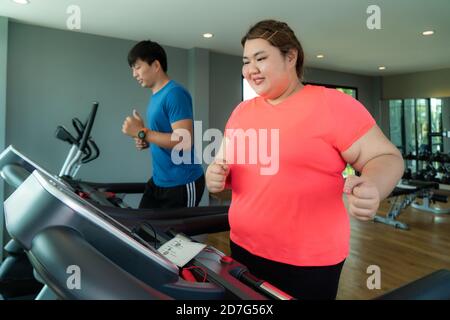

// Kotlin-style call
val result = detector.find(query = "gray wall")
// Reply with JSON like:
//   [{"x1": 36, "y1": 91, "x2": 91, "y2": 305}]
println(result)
[
  {"x1": 382, "y1": 68, "x2": 450, "y2": 99},
  {"x1": 0, "y1": 17, "x2": 8, "y2": 259},
  {"x1": 6, "y1": 22, "x2": 190, "y2": 187},
  {"x1": 188, "y1": 48, "x2": 210, "y2": 205},
  {"x1": 209, "y1": 52, "x2": 243, "y2": 132}
]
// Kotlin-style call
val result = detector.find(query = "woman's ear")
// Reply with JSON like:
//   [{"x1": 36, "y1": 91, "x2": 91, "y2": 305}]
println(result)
[{"x1": 286, "y1": 49, "x2": 298, "y2": 67}]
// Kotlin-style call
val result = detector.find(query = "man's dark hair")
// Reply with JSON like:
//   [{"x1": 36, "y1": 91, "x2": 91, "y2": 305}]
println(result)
[{"x1": 127, "y1": 40, "x2": 168, "y2": 72}]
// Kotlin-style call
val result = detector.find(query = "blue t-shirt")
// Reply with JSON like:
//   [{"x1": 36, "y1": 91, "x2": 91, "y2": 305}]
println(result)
[{"x1": 147, "y1": 80, "x2": 203, "y2": 187}]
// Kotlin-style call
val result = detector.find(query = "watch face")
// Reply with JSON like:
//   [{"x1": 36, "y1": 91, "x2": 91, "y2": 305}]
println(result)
[{"x1": 138, "y1": 131, "x2": 145, "y2": 139}]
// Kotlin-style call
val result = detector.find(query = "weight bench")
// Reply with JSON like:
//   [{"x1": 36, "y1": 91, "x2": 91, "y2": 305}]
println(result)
[{"x1": 374, "y1": 180, "x2": 448, "y2": 230}]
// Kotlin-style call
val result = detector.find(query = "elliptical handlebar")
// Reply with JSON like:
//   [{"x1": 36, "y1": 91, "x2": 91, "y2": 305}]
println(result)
[
  {"x1": 68, "y1": 110, "x2": 100, "y2": 164},
  {"x1": 72, "y1": 118, "x2": 85, "y2": 140},
  {"x1": 81, "y1": 139, "x2": 99, "y2": 163},
  {"x1": 78, "y1": 102, "x2": 99, "y2": 153},
  {"x1": 58, "y1": 102, "x2": 100, "y2": 177},
  {"x1": 55, "y1": 126, "x2": 77, "y2": 145}
]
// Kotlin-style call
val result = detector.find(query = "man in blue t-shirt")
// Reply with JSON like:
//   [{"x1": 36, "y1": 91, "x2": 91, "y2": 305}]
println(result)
[{"x1": 122, "y1": 40, "x2": 204, "y2": 209}]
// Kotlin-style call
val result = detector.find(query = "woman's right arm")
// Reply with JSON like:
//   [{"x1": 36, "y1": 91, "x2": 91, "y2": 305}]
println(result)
[{"x1": 206, "y1": 137, "x2": 230, "y2": 193}]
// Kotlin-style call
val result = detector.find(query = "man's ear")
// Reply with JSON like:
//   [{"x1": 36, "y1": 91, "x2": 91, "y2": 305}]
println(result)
[{"x1": 153, "y1": 60, "x2": 162, "y2": 72}]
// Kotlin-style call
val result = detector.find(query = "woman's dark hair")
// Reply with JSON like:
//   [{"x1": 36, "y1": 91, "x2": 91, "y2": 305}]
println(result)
[
  {"x1": 127, "y1": 40, "x2": 168, "y2": 72},
  {"x1": 241, "y1": 20, "x2": 304, "y2": 80}
]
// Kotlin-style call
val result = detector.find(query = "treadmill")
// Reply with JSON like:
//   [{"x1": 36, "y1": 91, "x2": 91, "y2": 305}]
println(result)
[
  {"x1": 2, "y1": 147, "x2": 450, "y2": 300},
  {"x1": 4, "y1": 168, "x2": 293, "y2": 299}
]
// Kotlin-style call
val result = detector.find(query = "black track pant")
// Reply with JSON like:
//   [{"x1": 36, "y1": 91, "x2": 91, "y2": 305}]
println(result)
[
  {"x1": 230, "y1": 240, "x2": 345, "y2": 300},
  {"x1": 139, "y1": 175, "x2": 205, "y2": 209}
]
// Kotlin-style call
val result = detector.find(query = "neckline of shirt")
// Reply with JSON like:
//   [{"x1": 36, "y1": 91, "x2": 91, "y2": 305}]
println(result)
[
  {"x1": 152, "y1": 79, "x2": 174, "y2": 96},
  {"x1": 259, "y1": 84, "x2": 312, "y2": 109}
]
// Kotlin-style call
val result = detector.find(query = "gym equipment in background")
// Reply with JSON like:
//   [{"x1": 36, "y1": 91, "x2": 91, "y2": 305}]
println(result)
[{"x1": 374, "y1": 180, "x2": 449, "y2": 230}]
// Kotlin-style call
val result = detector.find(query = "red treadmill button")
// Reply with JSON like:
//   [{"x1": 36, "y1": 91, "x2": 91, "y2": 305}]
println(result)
[{"x1": 220, "y1": 256, "x2": 233, "y2": 264}]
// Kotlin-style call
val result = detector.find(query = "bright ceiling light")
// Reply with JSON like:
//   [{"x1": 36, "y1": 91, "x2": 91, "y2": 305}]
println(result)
[
  {"x1": 316, "y1": 54, "x2": 324, "y2": 59},
  {"x1": 422, "y1": 30, "x2": 435, "y2": 36},
  {"x1": 203, "y1": 33, "x2": 214, "y2": 39},
  {"x1": 378, "y1": 66, "x2": 386, "y2": 70},
  {"x1": 12, "y1": 0, "x2": 30, "y2": 4}
]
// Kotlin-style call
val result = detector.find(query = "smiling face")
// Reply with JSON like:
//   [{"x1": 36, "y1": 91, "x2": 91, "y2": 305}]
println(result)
[
  {"x1": 242, "y1": 38, "x2": 297, "y2": 100},
  {"x1": 131, "y1": 58, "x2": 157, "y2": 89}
]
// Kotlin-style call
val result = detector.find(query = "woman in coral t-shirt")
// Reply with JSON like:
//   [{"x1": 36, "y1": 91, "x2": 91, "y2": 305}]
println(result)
[{"x1": 206, "y1": 19, "x2": 404, "y2": 300}]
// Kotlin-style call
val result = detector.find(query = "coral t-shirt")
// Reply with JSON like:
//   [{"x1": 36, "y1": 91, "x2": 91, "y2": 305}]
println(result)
[{"x1": 224, "y1": 85, "x2": 376, "y2": 266}]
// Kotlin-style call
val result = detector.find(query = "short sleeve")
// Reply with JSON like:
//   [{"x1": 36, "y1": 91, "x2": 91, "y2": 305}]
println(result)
[
  {"x1": 326, "y1": 88, "x2": 376, "y2": 152},
  {"x1": 165, "y1": 87, "x2": 193, "y2": 123}
]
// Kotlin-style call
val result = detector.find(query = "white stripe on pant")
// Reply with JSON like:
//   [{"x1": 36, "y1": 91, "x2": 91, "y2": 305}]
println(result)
[
  {"x1": 186, "y1": 182, "x2": 196, "y2": 207},
  {"x1": 192, "y1": 182, "x2": 196, "y2": 207}
]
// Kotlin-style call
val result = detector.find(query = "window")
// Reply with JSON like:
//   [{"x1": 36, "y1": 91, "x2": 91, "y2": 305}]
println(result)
[
  {"x1": 431, "y1": 98, "x2": 443, "y2": 153},
  {"x1": 404, "y1": 99, "x2": 416, "y2": 156},
  {"x1": 389, "y1": 97, "x2": 444, "y2": 176},
  {"x1": 335, "y1": 87, "x2": 357, "y2": 99},
  {"x1": 389, "y1": 100, "x2": 403, "y2": 152},
  {"x1": 305, "y1": 82, "x2": 358, "y2": 100},
  {"x1": 416, "y1": 99, "x2": 430, "y2": 155}
]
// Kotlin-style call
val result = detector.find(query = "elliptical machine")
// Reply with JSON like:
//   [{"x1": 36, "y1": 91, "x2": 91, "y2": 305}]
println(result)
[{"x1": 54, "y1": 102, "x2": 145, "y2": 209}]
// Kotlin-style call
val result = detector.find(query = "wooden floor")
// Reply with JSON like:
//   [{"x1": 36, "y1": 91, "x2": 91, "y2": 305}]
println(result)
[{"x1": 205, "y1": 192, "x2": 450, "y2": 300}]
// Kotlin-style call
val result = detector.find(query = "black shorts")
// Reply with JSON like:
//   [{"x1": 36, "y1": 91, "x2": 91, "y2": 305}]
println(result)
[
  {"x1": 138, "y1": 175, "x2": 205, "y2": 209},
  {"x1": 230, "y1": 240, "x2": 345, "y2": 300}
]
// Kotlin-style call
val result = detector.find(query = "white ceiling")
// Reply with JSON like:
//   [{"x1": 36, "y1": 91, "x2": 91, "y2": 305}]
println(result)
[{"x1": 1, "y1": 0, "x2": 449, "y2": 76}]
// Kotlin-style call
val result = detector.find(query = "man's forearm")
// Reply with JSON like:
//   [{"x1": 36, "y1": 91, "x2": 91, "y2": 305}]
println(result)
[
  {"x1": 145, "y1": 129, "x2": 191, "y2": 150},
  {"x1": 360, "y1": 154, "x2": 405, "y2": 200}
]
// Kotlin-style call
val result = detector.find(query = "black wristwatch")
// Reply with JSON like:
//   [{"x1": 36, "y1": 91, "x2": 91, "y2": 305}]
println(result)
[{"x1": 137, "y1": 128, "x2": 148, "y2": 140}]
